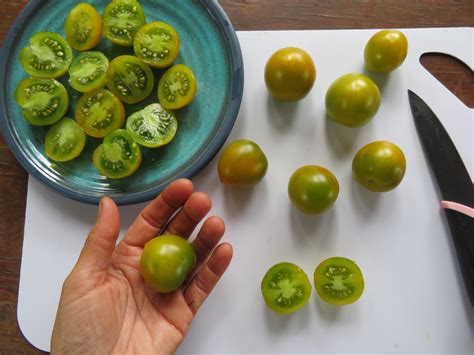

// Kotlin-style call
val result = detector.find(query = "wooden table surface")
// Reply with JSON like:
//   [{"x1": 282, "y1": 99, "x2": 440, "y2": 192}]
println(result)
[{"x1": 0, "y1": 1, "x2": 472, "y2": 353}]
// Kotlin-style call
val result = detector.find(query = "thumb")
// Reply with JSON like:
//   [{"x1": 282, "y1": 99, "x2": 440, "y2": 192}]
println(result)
[{"x1": 75, "y1": 197, "x2": 121, "y2": 274}]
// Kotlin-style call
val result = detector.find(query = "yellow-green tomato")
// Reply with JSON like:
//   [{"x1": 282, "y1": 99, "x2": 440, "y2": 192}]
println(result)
[
  {"x1": 364, "y1": 30, "x2": 408, "y2": 74},
  {"x1": 264, "y1": 47, "x2": 316, "y2": 101},
  {"x1": 218, "y1": 139, "x2": 268, "y2": 186},
  {"x1": 352, "y1": 141, "x2": 406, "y2": 192},
  {"x1": 288, "y1": 165, "x2": 339, "y2": 214},
  {"x1": 325, "y1": 73, "x2": 381, "y2": 127},
  {"x1": 141, "y1": 235, "x2": 197, "y2": 293}
]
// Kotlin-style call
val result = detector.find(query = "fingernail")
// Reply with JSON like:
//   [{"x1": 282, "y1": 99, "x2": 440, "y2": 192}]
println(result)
[{"x1": 99, "y1": 198, "x2": 104, "y2": 214}]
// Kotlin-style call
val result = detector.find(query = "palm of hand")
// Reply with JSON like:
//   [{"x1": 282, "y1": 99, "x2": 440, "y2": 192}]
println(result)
[{"x1": 51, "y1": 180, "x2": 232, "y2": 355}]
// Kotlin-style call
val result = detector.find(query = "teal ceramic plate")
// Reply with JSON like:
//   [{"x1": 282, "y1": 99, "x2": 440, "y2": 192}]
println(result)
[{"x1": 0, "y1": 0, "x2": 243, "y2": 205}]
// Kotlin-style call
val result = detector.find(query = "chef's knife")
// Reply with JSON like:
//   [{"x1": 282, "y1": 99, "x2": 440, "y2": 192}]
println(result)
[{"x1": 408, "y1": 90, "x2": 474, "y2": 306}]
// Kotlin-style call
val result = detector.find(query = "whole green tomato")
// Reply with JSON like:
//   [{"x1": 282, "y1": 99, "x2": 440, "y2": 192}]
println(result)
[
  {"x1": 141, "y1": 235, "x2": 197, "y2": 293},
  {"x1": 218, "y1": 139, "x2": 268, "y2": 186},
  {"x1": 325, "y1": 73, "x2": 381, "y2": 127},
  {"x1": 288, "y1": 165, "x2": 339, "y2": 214},
  {"x1": 364, "y1": 30, "x2": 408, "y2": 74},
  {"x1": 264, "y1": 47, "x2": 316, "y2": 101},
  {"x1": 352, "y1": 141, "x2": 406, "y2": 192}
]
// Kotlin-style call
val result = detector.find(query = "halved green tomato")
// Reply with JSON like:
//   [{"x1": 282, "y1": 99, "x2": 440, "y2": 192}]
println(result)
[
  {"x1": 69, "y1": 51, "x2": 109, "y2": 93},
  {"x1": 103, "y1": 0, "x2": 146, "y2": 47},
  {"x1": 126, "y1": 103, "x2": 177, "y2": 148},
  {"x1": 15, "y1": 78, "x2": 69, "y2": 126},
  {"x1": 44, "y1": 117, "x2": 86, "y2": 162},
  {"x1": 106, "y1": 55, "x2": 154, "y2": 104},
  {"x1": 158, "y1": 64, "x2": 197, "y2": 109},
  {"x1": 93, "y1": 129, "x2": 142, "y2": 179},
  {"x1": 133, "y1": 22, "x2": 180, "y2": 68},
  {"x1": 75, "y1": 89, "x2": 125, "y2": 138},
  {"x1": 314, "y1": 257, "x2": 365, "y2": 306},
  {"x1": 20, "y1": 32, "x2": 73, "y2": 79},
  {"x1": 64, "y1": 3, "x2": 103, "y2": 51},
  {"x1": 261, "y1": 262, "x2": 311, "y2": 314}
]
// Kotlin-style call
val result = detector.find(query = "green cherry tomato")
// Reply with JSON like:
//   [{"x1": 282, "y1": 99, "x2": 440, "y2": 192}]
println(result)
[
  {"x1": 158, "y1": 64, "x2": 197, "y2": 110},
  {"x1": 314, "y1": 257, "x2": 364, "y2": 306},
  {"x1": 352, "y1": 141, "x2": 406, "y2": 192},
  {"x1": 288, "y1": 165, "x2": 339, "y2": 214},
  {"x1": 20, "y1": 32, "x2": 73, "y2": 79},
  {"x1": 134, "y1": 22, "x2": 180, "y2": 68},
  {"x1": 15, "y1": 78, "x2": 69, "y2": 126},
  {"x1": 103, "y1": 0, "x2": 146, "y2": 47},
  {"x1": 264, "y1": 47, "x2": 316, "y2": 101},
  {"x1": 68, "y1": 51, "x2": 109, "y2": 93},
  {"x1": 106, "y1": 55, "x2": 154, "y2": 104},
  {"x1": 217, "y1": 139, "x2": 268, "y2": 186},
  {"x1": 325, "y1": 73, "x2": 381, "y2": 127},
  {"x1": 261, "y1": 262, "x2": 312, "y2": 314},
  {"x1": 64, "y1": 3, "x2": 103, "y2": 51},
  {"x1": 364, "y1": 30, "x2": 408, "y2": 74},
  {"x1": 93, "y1": 129, "x2": 142, "y2": 179},
  {"x1": 141, "y1": 235, "x2": 197, "y2": 293},
  {"x1": 75, "y1": 89, "x2": 125, "y2": 138},
  {"x1": 44, "y1": 117, "x2": 86, "y2": 162},
  {"x1": 126, "y1": 103, "x2": 178, "y2": 148}
]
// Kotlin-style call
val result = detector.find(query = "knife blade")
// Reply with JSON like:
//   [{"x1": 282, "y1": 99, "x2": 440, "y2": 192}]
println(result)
[{"x1": 408, "y1": 90, "x2": 474, "y2": 306}]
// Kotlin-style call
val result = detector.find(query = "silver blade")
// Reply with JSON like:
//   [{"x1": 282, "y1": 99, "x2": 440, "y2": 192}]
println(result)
[{"x1": 408, "y1": 90, "x2": 473, "y2": 206}]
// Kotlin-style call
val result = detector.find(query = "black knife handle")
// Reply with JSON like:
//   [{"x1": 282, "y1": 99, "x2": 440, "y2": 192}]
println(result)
[{"x1": 444, "y1": 208, "x2": 474, "y2": 306}]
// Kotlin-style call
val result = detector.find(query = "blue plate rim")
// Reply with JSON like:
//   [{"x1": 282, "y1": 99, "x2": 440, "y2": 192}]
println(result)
[{"x1": 0, "y1": 0, "x2": 244, "y2": 206}]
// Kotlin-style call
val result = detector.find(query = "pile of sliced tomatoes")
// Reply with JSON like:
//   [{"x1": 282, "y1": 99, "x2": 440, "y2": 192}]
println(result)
[{"x1": 15, "y1": 0, "x2": 197, "y2": 178}]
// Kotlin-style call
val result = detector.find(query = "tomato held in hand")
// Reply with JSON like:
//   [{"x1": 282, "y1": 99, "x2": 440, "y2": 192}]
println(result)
[
  {"x1": 261, "y1": 262, "x2": 312, "y2": 314},
  {"x1": 352, "y1": 141, "x2": 406, "y2": 192},
  {"x1": 264, "y1": 47, "x2": 316, "y2": 101},
  {"x1": 141, "y1": 235, "x2": 197, "y2": 293},
  {"x1": 314, "y1": 257, "x2": 364, "y2": 306},
  {"x1": 325, "y1": 73, "x2": 381, "y2": 127},
  {"x1": 288, "y1": 165, "x2": 339, "y2": 214},
  {"x1": 364, "y1": 30, "x2": 408, "y2": 74},
  {"x1": 217, "y1": 139, "x2": 268, "y2": 186}
]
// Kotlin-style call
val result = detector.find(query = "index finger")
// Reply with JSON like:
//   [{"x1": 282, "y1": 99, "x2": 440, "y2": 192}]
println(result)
[{"x1": 121, "y1": 179, "x2": 194, "y2": 248}]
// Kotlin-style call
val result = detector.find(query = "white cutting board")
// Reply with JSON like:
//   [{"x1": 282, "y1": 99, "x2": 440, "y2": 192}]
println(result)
[{"x1": 18, "y1": 28, "x2": 474, "y2": 354}]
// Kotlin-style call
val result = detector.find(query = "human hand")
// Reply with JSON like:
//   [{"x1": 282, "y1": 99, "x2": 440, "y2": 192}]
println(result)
[{"x1": 51, "y1": 179, "x2": 233, "y2": 354}]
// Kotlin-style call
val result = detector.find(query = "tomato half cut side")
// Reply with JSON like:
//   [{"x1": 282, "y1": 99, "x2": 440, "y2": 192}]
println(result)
[
  {"x1": 20, "y1": 32, "x2": 73, "y2": 79},
  {"x1": 103, "y1": 0, "x2": 146, "y2": 47},
  {"x1": 106, "y1": 55, "x2": 154, "y2": 104},
  {"x1": 15, "y1": 78, "x2": 69, "y2": 126},
  {"x1": 64, "y1": 3, "x2": 102, "y2": 51},
  {"x1": 126, "y1": 104, "x2": 178, "y2": 148},
  {"x1": 69, "y1": 51, "x2": 109, "y2": 93},
  {"x1": 314, "y1": 257, "x2": 365, "y2": 306},
  {"x1": 134, "y1": 22, "x2": 180, "y2": 68},
  {"x1": 261, "y1": 262, "x2": 311, "y2": 314},
  {"x1": 75, "y1": 89, "x2": 125, "y2": 138},
  {"x1": 93, "y1": 129, "x2": 142, "y2": 179},
  {"x1": 44, "y1": 117, "x2": 86, "y2": 162},
  {"x1": 158, "y1": 64, "x2": 197, "y2": 110}
]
